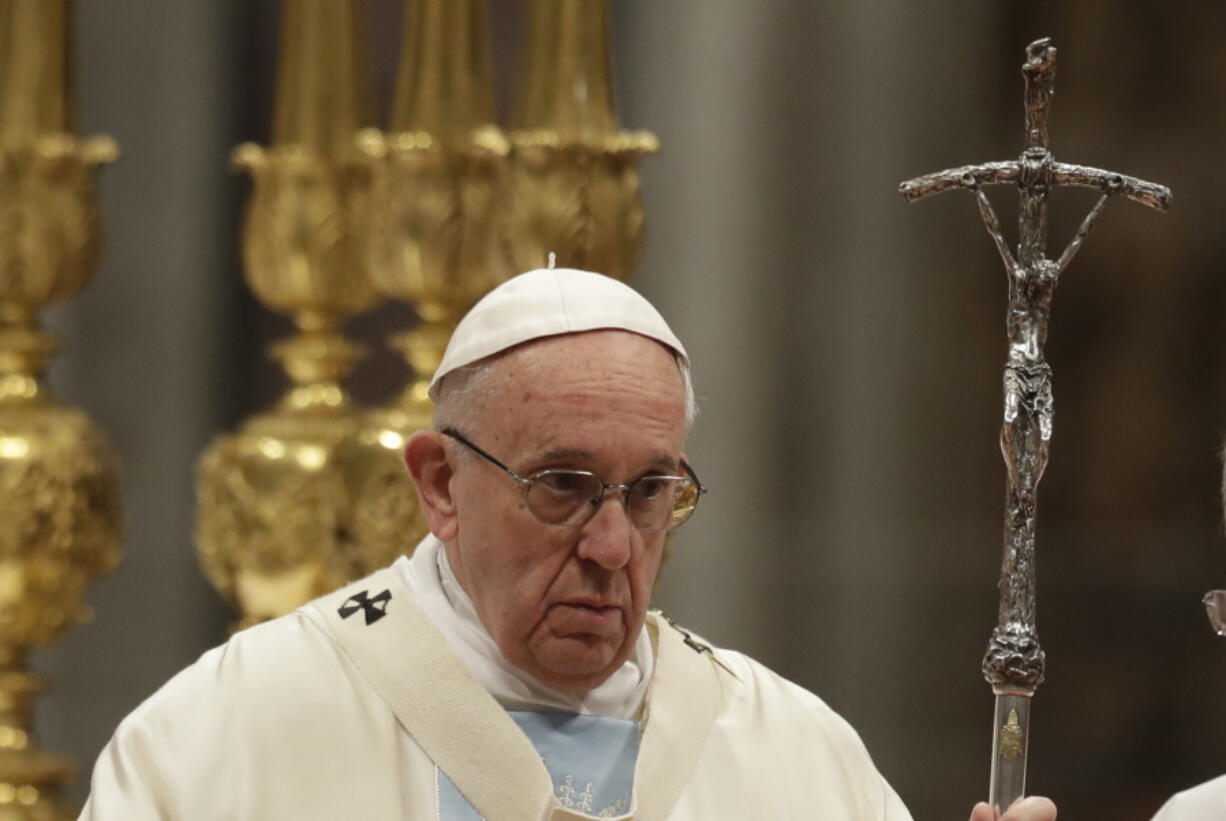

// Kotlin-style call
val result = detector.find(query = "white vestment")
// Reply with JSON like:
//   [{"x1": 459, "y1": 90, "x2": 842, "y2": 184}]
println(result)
[
  {"x1": 1151, "y1": 775, "x2": 1226, "y2": 820},
  {"x1": 82, "y1": 558, "x2": 911, "y2": 820}
]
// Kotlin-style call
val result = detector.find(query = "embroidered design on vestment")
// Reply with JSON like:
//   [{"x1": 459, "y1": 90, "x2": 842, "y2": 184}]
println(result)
[
  {"x1": 338, "y1": 588, "x2": 392, "y2": 625},
  {"x1": 657, "y1": 611, "x2": 714, "y2": 656},
  {"x1": 554, "y1": 773, "x2": 624, "y2": 815}
]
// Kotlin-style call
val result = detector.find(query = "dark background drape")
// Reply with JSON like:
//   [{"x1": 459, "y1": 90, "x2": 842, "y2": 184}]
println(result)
[{"x1": 34, "y1": 2, "x2": 1226, "y2": 817}]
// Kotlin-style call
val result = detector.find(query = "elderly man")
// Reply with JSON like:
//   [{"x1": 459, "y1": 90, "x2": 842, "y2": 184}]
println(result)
[{"x1": 82, "y1": 268, "x2": 1055, "y2": 820}]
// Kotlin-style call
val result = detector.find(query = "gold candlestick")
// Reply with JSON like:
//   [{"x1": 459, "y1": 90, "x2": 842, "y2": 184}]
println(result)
[
  {"x1": 0, "y1": 1, "x2": 121, "y2": 817},
  {"x1": 196, "y1": 0, "x2": 379, "y2": 627},
  {"x1": 348, "y1": 0, "x2": 509, "y2": 570},
  {"x1": 505, "y1": 0, "x2": 658, "y2": 280}
]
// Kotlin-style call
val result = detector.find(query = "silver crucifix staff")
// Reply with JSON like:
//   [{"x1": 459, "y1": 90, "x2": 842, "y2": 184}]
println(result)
[{"x1": 899, "y1": 37, "x2": 1171, "y2": 811}]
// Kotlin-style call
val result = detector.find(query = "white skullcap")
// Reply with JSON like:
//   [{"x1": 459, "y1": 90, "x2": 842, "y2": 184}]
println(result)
[{"x1": 428, "y1": 268, "x2": 688, "y2": 400}]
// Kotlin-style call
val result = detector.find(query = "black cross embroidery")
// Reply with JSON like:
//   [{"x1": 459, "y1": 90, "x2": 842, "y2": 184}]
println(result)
[
  {"x1": 338, "y1": 589, "x2": 392, "y2": 625},
  {"x1": 659, "y1": 612, "x2": 713, "y2": 656}
]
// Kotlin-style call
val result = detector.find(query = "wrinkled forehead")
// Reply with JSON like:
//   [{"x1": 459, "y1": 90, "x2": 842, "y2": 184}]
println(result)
[{"x1": 447, "y1": 330, "x2": 688, "y2": 437}]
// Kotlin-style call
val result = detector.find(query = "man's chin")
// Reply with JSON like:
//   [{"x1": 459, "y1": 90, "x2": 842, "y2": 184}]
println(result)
[{"x1": 524, "y1": 638, "x2": 626, "y2": 691}]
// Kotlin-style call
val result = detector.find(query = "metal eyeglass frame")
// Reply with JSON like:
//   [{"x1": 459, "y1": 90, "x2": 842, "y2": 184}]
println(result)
[{"x1": 442, "y1": 427, "x2": 706, "y2": 531}]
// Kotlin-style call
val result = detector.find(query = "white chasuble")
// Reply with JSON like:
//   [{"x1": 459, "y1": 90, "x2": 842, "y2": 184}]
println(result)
[
  {"x1": 81, "y1": 565, "x2": 911, "y2": 820},
  {"x1": 1151, "y1": 775, "x2": 1226, "y2": 820}
]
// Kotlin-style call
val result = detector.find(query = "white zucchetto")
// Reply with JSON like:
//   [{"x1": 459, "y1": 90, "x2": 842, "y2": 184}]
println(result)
[{"x1": 428, "y1": 267, "x2": 688, "y2": 400}]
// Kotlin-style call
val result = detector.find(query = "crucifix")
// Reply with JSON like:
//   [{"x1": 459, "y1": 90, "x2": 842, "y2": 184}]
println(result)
[{"x1": 899, "y1": 38, "x2": 1171, "y2": 811}]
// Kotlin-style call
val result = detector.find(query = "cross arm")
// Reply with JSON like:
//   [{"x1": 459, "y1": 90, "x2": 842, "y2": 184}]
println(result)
[
  {"x1": 1050, "y1": 162, "x2": 1172, "y2": 212},
  {"x1": 899, "y1": 160, "x2": 1172, "y2": 213},
  {"x1": 898, "y1": 162, "x2": 1019, "y2": 203}
]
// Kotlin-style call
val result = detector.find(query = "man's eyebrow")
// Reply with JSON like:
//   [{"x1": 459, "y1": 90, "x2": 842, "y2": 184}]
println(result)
[
  {"x1": 534, "y1": 448, "x2": 680, "y2": 471},
  {"x1": 537, "y1": 446, "x2": 594, "y2": 463},
  {"x1": 647, "y1": 454, "x2": 681, "y2": 470}
]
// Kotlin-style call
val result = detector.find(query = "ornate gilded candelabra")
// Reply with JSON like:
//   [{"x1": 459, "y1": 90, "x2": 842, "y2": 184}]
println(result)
[
  {"x1": 505, "y1": 0, "x2": 658, "y2": 280},
  {"x1": 195, "y1": 0, "x2": 378, "y2": 627},
  {"x1": 0, "y1": 1, "x2": 121, "y2": 817},
  {"x1": 349, "y1": 0, "x2": 510, "y2": 568}
]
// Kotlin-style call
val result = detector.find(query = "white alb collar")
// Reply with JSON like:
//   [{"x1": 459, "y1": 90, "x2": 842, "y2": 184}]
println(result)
[{"x1": 395, "y1": 534, "x2": 654, "y2": 720}]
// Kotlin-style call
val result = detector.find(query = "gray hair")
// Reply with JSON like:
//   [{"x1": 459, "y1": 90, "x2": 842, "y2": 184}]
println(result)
[{"x1": 434, "y1": 347, "x2": 697, "y2": 436}]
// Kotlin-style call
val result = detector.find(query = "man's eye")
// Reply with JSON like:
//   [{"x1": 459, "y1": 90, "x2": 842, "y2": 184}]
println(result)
[
  {"x1": 537, "y1": 472, "x2": 590, "y2": 494},
  {"x1": 633, "y1": 477, "x2": 670, "y2": 499}
]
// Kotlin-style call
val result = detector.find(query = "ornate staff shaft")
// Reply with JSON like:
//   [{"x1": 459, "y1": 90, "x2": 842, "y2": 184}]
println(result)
[{"x1": 899, "y1": 38, "x2": 1171, "y2": 811}]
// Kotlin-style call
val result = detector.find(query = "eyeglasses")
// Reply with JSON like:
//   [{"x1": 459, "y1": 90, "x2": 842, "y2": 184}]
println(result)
[
  {"x1": 1204, "y1": 589, "x2": 1226, "y2": 637},
  {"x1": 443, "y1": 428, "x2": 705, "y2": 532}
]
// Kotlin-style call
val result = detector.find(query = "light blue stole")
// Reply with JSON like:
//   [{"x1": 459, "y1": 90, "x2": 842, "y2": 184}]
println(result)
[{"x1": 438, "y1": 711, "x2": 640, "y2": 820}]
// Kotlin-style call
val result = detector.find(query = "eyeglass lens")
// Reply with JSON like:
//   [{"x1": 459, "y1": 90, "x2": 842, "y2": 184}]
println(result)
[
  {"x1": 527, "y1": 471, "x2": 698, "y2": 531},
  {"x1": 1205, "y1": 590, "x2": 1226, "y2": 637}
]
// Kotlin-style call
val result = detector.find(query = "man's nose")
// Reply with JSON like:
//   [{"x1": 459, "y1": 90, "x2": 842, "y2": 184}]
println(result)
[{"x1": 575, "y1": 493, "x2": 633, "y2": 569}]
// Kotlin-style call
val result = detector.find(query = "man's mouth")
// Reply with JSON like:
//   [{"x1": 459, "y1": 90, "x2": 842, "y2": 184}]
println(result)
[{"x1": 552, "y1": 601, "x2": 622, "y2": 627}]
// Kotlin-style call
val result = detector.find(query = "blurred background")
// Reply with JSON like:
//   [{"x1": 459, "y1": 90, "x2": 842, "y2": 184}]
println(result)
[{"x1": 30, "y1": 0, "x2": 1226, "y2": 817}]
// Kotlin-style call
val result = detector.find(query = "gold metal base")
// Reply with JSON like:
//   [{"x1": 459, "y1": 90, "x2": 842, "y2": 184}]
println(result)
[{"x1": 0, "y1": 671, "x2": 77, "y2": 821}]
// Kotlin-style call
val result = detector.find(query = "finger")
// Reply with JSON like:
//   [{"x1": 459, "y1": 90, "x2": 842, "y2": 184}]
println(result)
[
  {"x1": 968, "y1": 801, "x2": 1000, "y2": 821},
  {"x1": 1002, "y1": 795, "x2": 1057, "y2": 821}
]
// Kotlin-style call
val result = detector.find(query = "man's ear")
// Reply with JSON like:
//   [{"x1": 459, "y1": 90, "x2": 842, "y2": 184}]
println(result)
[{"x1": 405, "y1": 430, "x2": 459, "y2": 541}]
